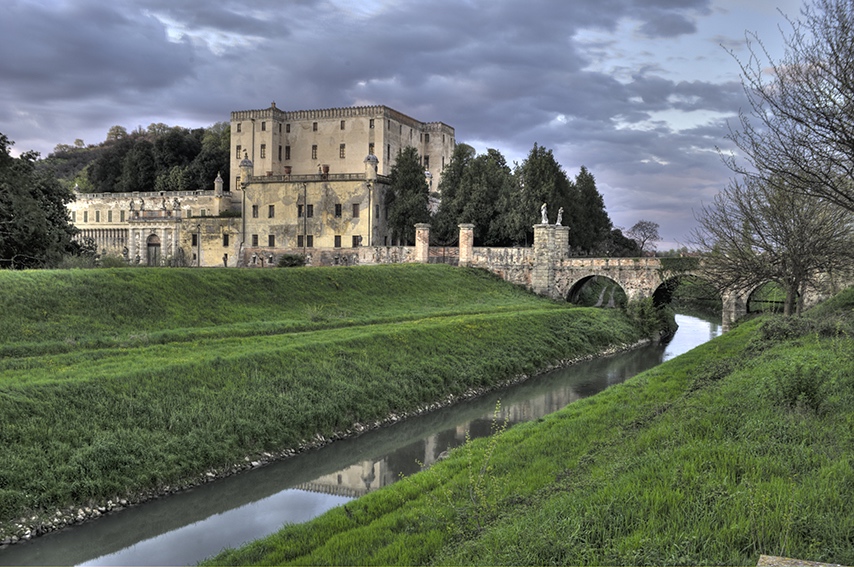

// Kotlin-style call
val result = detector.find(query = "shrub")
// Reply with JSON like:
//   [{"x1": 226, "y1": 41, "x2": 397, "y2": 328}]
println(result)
[{"x1": 277, "y1": 254, "x2": 306, "y2": 268}]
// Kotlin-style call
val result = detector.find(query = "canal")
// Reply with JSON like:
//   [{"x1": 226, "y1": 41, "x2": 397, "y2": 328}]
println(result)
[{"x1": 0, "y1": 313, "x2": 722, "y2": 566}]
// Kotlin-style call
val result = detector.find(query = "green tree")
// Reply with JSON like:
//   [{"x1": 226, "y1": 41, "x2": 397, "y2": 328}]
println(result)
[
  {"x1": 432, "y1": 143, "x2": 476, "y2": 244},
  {"x1": 118, "y1": 140, "x2": 157, "y2": 193},
  {"x1": 0, "y1": 133, "x2": 77, "y2": 268},
  {"x1": 571, "y1": 166, "x2": 612, "y2": 255},
  {"x1": 387, "y1": 147, "x2": 430, "y2": 245}
]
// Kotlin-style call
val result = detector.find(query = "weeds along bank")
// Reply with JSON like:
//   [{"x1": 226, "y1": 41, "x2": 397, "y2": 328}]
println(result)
[
  {"x1": 0, "y1": 264, "x2": 651, "y2": 543},
  {"x1": 206, "y1": 288, "x2": 854, "y2": 567}
]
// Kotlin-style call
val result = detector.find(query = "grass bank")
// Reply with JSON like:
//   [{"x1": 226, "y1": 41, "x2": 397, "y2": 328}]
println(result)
[
  {"x1": 0, "y1": 264, "x2": 650, "y2": 541},
  {"x1": 206, "y1": 288, "x2": 854, "y2": 566}
]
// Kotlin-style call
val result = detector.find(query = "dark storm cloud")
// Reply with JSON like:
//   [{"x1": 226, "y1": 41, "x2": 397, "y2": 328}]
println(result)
[{"x1": 2, "y1": 0, "x2": 765, "y2": 246}]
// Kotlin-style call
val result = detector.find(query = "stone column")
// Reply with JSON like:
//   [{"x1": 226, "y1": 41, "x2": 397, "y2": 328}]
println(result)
[
  {"x1": 554, "y1": 225, "x2": 570, "y2": 259},
  {"x1": 414, "y1": 223, "x2": 431, "y2": 263},
  {"x1": 721, "y1": 290, "x2": 747, "y2": 332},
  {"x1": 458, "y1": 223, "x2": 475, "y2": 267},
  {"x1": 532, "y1": 224, "x2": 555, "y2": 297}
]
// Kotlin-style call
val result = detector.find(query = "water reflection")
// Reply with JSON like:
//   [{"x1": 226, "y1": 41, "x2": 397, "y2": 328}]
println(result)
[{"x1": 0, "y1": 314, "x2": 721, "y2": 567}]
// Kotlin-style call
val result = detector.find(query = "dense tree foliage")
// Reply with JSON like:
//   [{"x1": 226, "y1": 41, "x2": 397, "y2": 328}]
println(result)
[
  {"x1": 570, "y1": 166, "x2": 613, "y2": 255},
  {"x1": 387, "y1": 147, "x2": 430, "y2": 245},
  {"x1": 39, "y1": 122, "x2": 230, "y2": 195},
  {"x1": 0, "y1": 134, "x2": 77, "y2": 268}
]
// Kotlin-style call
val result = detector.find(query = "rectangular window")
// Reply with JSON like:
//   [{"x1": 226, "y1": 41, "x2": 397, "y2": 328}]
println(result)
[
  {"x1": 369, "y1": 118, "x2": 374, "y2": 129},
  {"x1": 72, "y1": 211, "x2": 76, "y2": 222},
  {"x1": 285, "y1": 145, "x2": 290, "y2": 160},
  {"x1": 236, "y1": 123, "x2": 241, "y2": 132},
  {"x1": 236, "y1": 144, "x2": 241, "y2": 156},
  {"x1": 95, "y1": 210, "x2": 100, "y2": 222},
  {"x1": 368, "y1": 142, "x2": 374, "y2": 155},
  {"x1": 84, "y1": 211, "x2": 88, "y2": 223},
  {"x1": 252, "y1": 204, "x2": 259, "y2": 218},
  {"x1": 260, "y1": 144, "x2": 266, "y2": 159},
  {"x1": 340, "y1": 120, "x2": 345, "y2": 130},
  {"x1": 279, "y1": 123, "x2": 282, "y2": 133},
  {"x1": 223, "y1": 234, "x2": 229, "y2": 247},
  {"x1": 312, "y1": 122, "x2": 318, "y2": 131},
  {"x1": 375, "y1": 204, "x2": 379, "y2": 219},
  {"x1": 192, "y1": 234, "x2": 198, "y2": 246},
  {"x1": 286, "y1": 123, "x2": 290, "y2": 133},
  {"x1": 335, "y1": 203, "x2": 342, "y2": 218},
  {"x1": 334, "y1": 235, "x2": 341, "y2": 248},
  {"x1": 387, "y1": 144, "x2": 391, "y2": 159},
  {"x1": 297, "y1": 235, "x2": 304, "y2": 248},
  {"x1": 352, "y1": 235, "x2": 361, "y2": 247},
  {"x1": 306, "y1": 204, "x2": 314, "y2": 218},
  {"x1": 187, "y1": 210, "x2": 192, "y2": 218},
  {"x1": 424, "y1": 155, "x2": 429, "y2": 169},
  {"x1": 352, "y1": 203, "x2": 360, "y2": 218},
  {"x1": 425, "y1": 133, "x2": 430, "y2": 143},
  {"x1": 200, "y1": 209, "x2": 206, "y2": 217},
  {"x1": 235, "y1": 176, "x2": 240, "y2": 188},
  {"x1": 120, "y1": 210, "x2": 125, "y2": 222},
  {"x1": 268, "y1": 204, "x2": 275, "y2": 218},
  {"x1": 252, "y1": 234, "x2": 258, "y2": 247},
  {"x1": 339, "y1": 144, "x2": 345, "y2": 159},
  {"x1": 297, "y1": 204, "x2": 304, "y2": 218},
  {"x1": 268, "y1": 234, "x2": 275, "y2": 247},
  {"x1": 311, "y1": 145, "x2": 317, "y2": 160},
  {"x1": 107, "y1": 210, "x2": 113, "y2": 223},
  {"x1": 261, "y1": 121, "x2": 266, "y2": 131},
  {"x1": 278, "y1": 145, "x2": 282, "y2": 161},
  {"x1": 306, "y1": 235, "x2": 313, "y2": 248}
]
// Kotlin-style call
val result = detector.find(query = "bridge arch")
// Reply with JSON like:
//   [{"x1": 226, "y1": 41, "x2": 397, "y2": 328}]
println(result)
[
  {"x1": 566, "y1": 275, "x2": 628, "y2": 308},
  {"x1": 652, "y1": 274, "x2": 722, "y2": 312}
]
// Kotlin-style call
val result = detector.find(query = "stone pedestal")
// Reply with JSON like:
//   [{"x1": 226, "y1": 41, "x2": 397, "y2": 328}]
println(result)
[
  {"x1": 532, "y1": 224, "x2": 554, "y2": 296},
  {"x1": 554, "y1": 225, "x2": 570, "y2": 258},
  {"x1": 458, "y1": 223, "x2": 475, "y2": 267},
  {"x1": 414, "y1": 223, "x2": 431, "y2": 263}
]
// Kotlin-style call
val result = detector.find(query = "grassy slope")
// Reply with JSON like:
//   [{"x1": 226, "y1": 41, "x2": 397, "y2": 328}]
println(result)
[
  {"x1": 0, "y1": 265, "x2": 647, "y2": 534},
  {"x1": 206, "y1": 289, "x2": 854, "y2": 566}
]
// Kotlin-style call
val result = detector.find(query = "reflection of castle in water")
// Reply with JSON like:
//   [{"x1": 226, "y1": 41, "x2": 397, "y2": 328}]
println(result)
[{"x1": 297, "y1": 385, "x2": 583, "y2": 498}]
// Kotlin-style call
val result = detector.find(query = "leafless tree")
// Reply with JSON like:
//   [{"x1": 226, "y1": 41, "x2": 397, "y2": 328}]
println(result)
[
  {"x1": 627, "y1": 220, "x2": 661, "y2": 254},
  {"x1": 692, "y1": 175, "x2": 854, "y2": 315},
  {"x1": 724, "y1": 0, "x2": 854, "y2": 213}
]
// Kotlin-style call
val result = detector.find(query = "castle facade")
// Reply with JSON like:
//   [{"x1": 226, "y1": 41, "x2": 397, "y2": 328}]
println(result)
[{"x1": 67, "y1": 104, "x2": 455, "y2": 267}]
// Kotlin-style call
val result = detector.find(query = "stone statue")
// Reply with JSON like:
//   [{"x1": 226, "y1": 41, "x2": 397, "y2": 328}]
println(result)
[
  {"x1": 161, "y1": 198, "x2": 167, "y2": 210},
  {"x1": 129, "y1": 199, "x2": 135, "y2": 211},
  {"x1": 173, "y1": 198, "x2": 180, "y2": 210},
  {"x1": 541, "y1": 202, "x2": 548, "y2": 224},
  {"x1": 556, "y1": 207, "x2": 564, "y2": 226},
  {"x1": 139, "y1": 198, "x2": 145, "y2": 211}
]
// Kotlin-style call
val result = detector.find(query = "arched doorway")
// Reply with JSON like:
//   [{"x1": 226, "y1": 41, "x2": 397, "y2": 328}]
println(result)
[{"x1": 146, "y1": 234, "x2": 161, "y2": 266}]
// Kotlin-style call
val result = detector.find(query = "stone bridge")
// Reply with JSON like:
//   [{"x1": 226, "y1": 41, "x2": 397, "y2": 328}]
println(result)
[{"x1": 405, "y1": 223, "x2": 833, "y2": 331}]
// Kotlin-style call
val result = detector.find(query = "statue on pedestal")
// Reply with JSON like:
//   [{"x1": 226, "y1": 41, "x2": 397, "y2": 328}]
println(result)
[
  {"x1": 556, "y1": 207, "x2": 564, "y2": 226},
  {"x1": 541, "y1": 202, "x2": 548, "y2": 224}
]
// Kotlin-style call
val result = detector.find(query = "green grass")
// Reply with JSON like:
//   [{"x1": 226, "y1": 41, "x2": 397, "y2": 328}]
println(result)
[
  {"x1": 0, "y1": 264, "x2": 649, "y2": 536},
  {"x1": 205, "y1": 288, "x2": 854, "y2": 567}
]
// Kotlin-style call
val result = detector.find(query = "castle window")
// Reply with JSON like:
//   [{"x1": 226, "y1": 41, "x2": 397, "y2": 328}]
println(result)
[
  {"x1": 120, "y1": 211, "x2": 125, "y2": 222},
  {"x1": 298, "y1": 204, "x2": 304, "y2": 218},
  {"x1": 252, "y1": 234, "x2": 258, "y2": 247},
  {"x1": 279, "y1": 123, "x2": 282, "y2": 133},
  {"x1": 192, "y1": 234, "x2": 198, "y2": 246},
  {"x1": 340, "y1": 120, "x2": 345, "y2": 130},
  {"x1": 278, "y1": 145, "x2": 282, "y2": 161},
  {"x1": 84, "y1": 211, "x2": 88, "y2": 223},
  {"x1": 187, "y1": 210, "x2": 192, "y2": 218},
  {"x1": 307, "y1": 235, "x2": 314, "y2": 248},
  {"x1": 334, "y1": 235, "x2": 341, "y2": 248},
  {"x1": 95, "y1": 210, "x2": 100, "y2": 223},
  {"x1": 424, "y1": 155, "x2": 430, "y2": 169},
  {"x1": 425, "y1": 133, "x2": 430, "y2": 143},
  {"x1": 260, "y1": 144, "x2": 266, "y2": 159},
  {"x1": 200, "y1": 209, "x2": 206, "y2": 216},
  {"x1": 312, "y1": 122, "x2": 318, "y2": 131},
  {"x1": 339, "y1": 144, "x2": 346, "y2": 159},
  {"x1": 352, "y1": 204, "x2": 360, "y2": 218},
  {"x1": 261, "y1": 121, "x2": 266, "y2": 131},
  {"x1": 268, "y1": 205, "x2": 275, "y2": 218},
  {"x1": 236, "y1": 123, "x2": 241, "y2": 132},
  {"x1": 286, "y1": 123, "x2": 291, "y2": 133},
  {"x1": 285, "y1": 145, "x2": 290, "y2": 160},
  {"x1": 369, "y1": 119, "x2": 374, "y2": 129},
  {"x1": 311, "y1": 145, "x2": 317, "y2": 160},
  {"x1": 223, "y1": 234, "x2": 229, "y2": 247},
  {"x1": 352, "y1": 235, "x2": 361, "y2": 247},
  {"x1": 297, "y1": 235, "x2": 304, "y2": 247},
  {"x1": 335, "y1": 204, "x2": 342, "y2": 218},
  {"x1": 368, "y1": 142, "x2": 374, "y2": 155},
  {"x1": 387, "y1": 144, "x2": 390, "y2": 159},
  {"x1": 108, "y1": 210, "x2": 113, "y2": 223},
  {"x1": 236, "y1": 144, "x2": 241, "y2": 157},
  {"x1": 306, "y1": 204, "x2": 314, "y2": 218},
  {"x1": 268, "y1": 234, "x2": 275, "y2": 247},
  {"x1": 252, "y1": 205, "x2": 258, "y2": 218}
]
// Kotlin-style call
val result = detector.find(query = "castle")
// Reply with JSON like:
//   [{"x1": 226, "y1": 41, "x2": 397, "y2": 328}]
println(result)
[{"x1": 68, "y1": 104, "x2": 455, "y2": 267}]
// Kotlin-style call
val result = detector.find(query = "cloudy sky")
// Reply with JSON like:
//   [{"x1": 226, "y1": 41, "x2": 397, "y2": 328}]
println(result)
[{"x1": 2, "y1": 0, "x2": 804, "y2": 249}]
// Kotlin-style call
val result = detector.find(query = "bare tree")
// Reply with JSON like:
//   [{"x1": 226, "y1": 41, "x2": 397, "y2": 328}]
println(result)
[
  {"x1": 692, "y1": 175, "x2": 854, "y2": 315},
  {"x1": 725, "y1": 0, "x2": 854, "y2": 213},
  {"x1": 627, "y1": 220, "x2": 661, "y2": 254}
]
